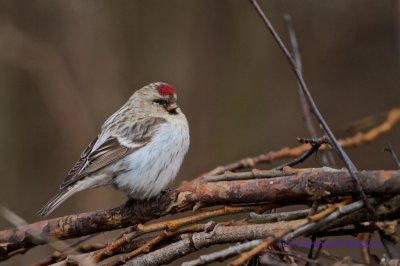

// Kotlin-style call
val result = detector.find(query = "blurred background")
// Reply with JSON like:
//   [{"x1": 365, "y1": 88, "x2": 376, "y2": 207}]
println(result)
[{"x1": 0, "y1": 0, "x2": 399, "y2": 265}]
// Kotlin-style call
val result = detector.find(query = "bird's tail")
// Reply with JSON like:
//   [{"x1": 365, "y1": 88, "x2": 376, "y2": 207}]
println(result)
[{"x1": 36, "y1": 186, "x2": 79, "y2": 217}]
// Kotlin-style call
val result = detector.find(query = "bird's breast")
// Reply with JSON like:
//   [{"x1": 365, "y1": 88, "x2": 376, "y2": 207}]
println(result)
[{"x1": 114, "y1": 120, "x2": 189, "y2": 199}]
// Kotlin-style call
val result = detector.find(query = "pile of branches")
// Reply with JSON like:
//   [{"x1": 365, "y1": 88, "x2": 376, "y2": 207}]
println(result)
[
  {"x1": 0, "y1": 107, "x2": 399, "y2": 266},
  {"x1": 1, "y1": 1, "x2": 400, "y2": 265}
]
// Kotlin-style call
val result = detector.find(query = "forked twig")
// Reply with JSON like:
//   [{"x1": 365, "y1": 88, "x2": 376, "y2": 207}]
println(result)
[{"x1": 275, "y1": 137, "x2": 328, "y2": 170}]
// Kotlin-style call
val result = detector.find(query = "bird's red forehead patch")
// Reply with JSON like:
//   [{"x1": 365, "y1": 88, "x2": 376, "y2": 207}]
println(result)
[{"x1": 157, "y1": 84, "x2": 176, "y2": 96}]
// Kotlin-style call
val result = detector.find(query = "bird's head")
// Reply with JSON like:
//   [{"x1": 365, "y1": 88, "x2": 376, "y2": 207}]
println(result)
[{"x1": 130, "y1": 82, "x2": 180, "y2": 116}]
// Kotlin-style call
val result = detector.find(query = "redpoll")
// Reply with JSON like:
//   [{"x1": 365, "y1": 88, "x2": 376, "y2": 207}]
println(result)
[{"x1": 38, "y1": 82, "x2": 190, "y2": 216}]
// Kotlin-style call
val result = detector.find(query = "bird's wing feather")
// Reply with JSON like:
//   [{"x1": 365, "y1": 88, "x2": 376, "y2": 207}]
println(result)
[{"x1": 60, "y1": 116, "x2": 167, "y2": 189}]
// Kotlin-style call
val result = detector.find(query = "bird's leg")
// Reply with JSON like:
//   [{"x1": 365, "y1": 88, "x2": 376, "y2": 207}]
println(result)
[{"x1": 161, "y1": 187, "x2": 174, "y2": 194}]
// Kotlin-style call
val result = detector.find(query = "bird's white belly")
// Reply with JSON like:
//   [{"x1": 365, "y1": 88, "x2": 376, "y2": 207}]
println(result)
[{"x1": 113, "y1": 121, "x2": 189, "y2": 199}]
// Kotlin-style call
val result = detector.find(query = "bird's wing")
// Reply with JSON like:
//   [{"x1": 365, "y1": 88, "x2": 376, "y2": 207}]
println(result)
[{"x1": 60, "y1": 116, "x2": 167, "y2": 189}]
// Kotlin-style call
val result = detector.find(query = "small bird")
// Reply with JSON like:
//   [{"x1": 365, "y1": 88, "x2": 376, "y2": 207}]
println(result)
[{"x1": 38, "y1": 82, "x2": 190, "y2": 217}]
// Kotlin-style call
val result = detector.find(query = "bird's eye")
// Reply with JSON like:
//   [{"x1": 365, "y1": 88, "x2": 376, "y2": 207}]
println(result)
[{"x1": 153, "y1": 99, "x2": 168, "y2": 106}]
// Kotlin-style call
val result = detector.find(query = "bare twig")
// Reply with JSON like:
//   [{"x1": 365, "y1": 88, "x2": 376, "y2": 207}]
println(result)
[
  {"x1": 32, "y1": 235, "x2": 98, "y2": 266},
  {"x1": 103, "y1": 223, "x2": 225, "y2": 266},
  {"x1": 92, "y1": 205, "x2": 269, "y2": 263},
  {"x1": 205, "y1": 108, "x2": 400, "y2": 176},
  {"x1": 248, "y1": 0, "x2": 373, "y2": 213},
  {"x1": 283, "y1": 14, "x2": 316, "y2": 138},
  {"x1": 283, "y1": 14, "x2": 335, "y2": 167},
  {"x1": 128, "y1": 200, "x2": 355, "y2": 266},
  {"x1": 181, "y1": 240, "x2": 263, "y2": 266},
  {"x1": 384, "y1": 143, "x2": 400, "y2": 169},
  {"x1": 248, "y1": 206, "x2": 326, "y2": 223},
  {"x1": 379, "y1": 230, "x2": 400, "y2": 259},
  {"x1": 124, "y1": 219, "x2": 309, "y2": 266},
  {"x1": 230, "y1": 198, "x2": 361, "y2": 265},
  {"x1": 1, "y1": 168, "x2": 399, "y2": 260},
  {"x1": 0, "y1": 207, "x2": 96, "y2": 266},
  {"x1": 275, "y1": 137, "x2": 328, "y2": 170},
  {"x1": 204, "y1": 167, "x2": 300, "y2": 182}
]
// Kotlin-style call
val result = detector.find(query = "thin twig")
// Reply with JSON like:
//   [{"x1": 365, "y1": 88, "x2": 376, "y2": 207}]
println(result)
[
  {"x1": 229, "y1": 198, "x2": 364, "y2": 265},
  {"x1": 248, "y1": 0, "x2": 373, "y2": 213},
  {"x1": 275, "y1": 137, "x2": 328, "y2": 170},
  {"x1": 384, "y1": 143, "x2": 400, "y2": 169},
  {"x1": 119, "y1": 196, "x2": 400, "y2": 266},
  {"x1": 205, "y1": 108, "x2": 400, "y2": 176},
  {"x1": 1, "y1": 168, "x2": 399, "y2": 260},
  {"x1": 378, "y1": 230, "x2": 400, "y2": 259},
  {"x1": 104, "y1": 222, "x2": 228, "y2": 266},
  {"x1": 91, "y1": 205, "x2": 269, "y2": 262},
  {"x1": 32, "y1": 235, "x2": 98, "y2": 266},
  {"x1": 248, "y1": 206, "x2": 326, "y2": 223},
  {"x1": 283, "y1": 14, "x2": 336, "y2": 168},
  {"x1": 283, "y1": 14, "x2": 316, "y2": 138},
  {"x1": 181, "y1": 240, "x2": 263, "y2": 266},
  {"x1": 0, "y1": 207, "x2": 96, "y2": 266},
  {"x1": 204, "y1": 167, "x2": 300, "y2": 182}
]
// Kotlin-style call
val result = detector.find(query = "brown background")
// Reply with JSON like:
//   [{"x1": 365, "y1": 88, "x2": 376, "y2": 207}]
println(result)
[{"x1": 0, "y1": 1, "x2": 399, "y2": 265}]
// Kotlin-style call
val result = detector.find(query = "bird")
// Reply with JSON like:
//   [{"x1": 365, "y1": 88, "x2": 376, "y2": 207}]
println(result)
[{"x1": 37, "y1": 82, "x2": 190, "y2": 217}]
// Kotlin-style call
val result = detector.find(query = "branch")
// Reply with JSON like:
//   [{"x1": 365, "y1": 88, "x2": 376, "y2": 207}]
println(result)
[
  {"x1": 1, "y1": 168, "x2": 399, "y2": 260},
  {"x1": 126, "y1": 196, "x2": 400, "y2": 266},
  {"x1": 229, "y1": 195, "x2": 400, "y2": 266},
  {"x1": 206, "y1": 107, "x2": 400, "y2": 176},
  {"x1": 92, "y1": 205, "x2": 270, "y2": 263}
]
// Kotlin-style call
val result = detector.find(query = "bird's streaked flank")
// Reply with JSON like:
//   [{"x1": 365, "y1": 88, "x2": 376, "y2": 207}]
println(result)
[{"x1": 38, "y1": 82, "x2": 190, "y2": 217}]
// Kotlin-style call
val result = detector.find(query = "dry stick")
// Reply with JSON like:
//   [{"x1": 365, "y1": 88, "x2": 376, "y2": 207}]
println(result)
[
  {"x1": 248, "y1": 0, "x2": 372, "y2": 216},
  {"x1": 125, "y1": 196, "x2": 400, "y2": 266},
  {"x1": 358, "y1": 233, "x2": 371, "y2": 264},
  {"x1": 181, "y1": 202, "x2": 344, "y2": 266},
  {"x1": 205, "y1": 107, "x2": 400, "y2": 176},
  {"x1": 125, "y1": 220, "x2": 307, "y2": 266},
  {"x1": 91, "y1": 205, "x2": 270, "y2": 263},
  {"x1": 181, "y1": 239, "x2": 263, "y2": 266},
  {"x1": 283, "y1": 14, "x2": 310, "y2": 133},
  {"x1": 248, "y1": 206, "x2": 326, "y2": 223},
  {"x1": 275, "y1": 137, "x2": 328, "y2": 170},
  {"x1": 1, "y1": 169, "x2": 399, "y2": 261},
  {"x1": 231, "y1": 195, "x2": 400, "y2": 266},
  {"x1": 204, "y1": 166, "x2": 340, "y2": 183},
  {"x1": 1, "y1": 168, "x2": 399, "y2": 260},
  {"x1": 380, "y1": 143, "x2": 400, "y2": 259},
  {"x1": 204, "y1": 167, "x2": 301, "y2": 182},
  {"x1": 105, "y1": 222, "x2": 232, "y2": 266},
  {"x1": 229, "y1": 198, "x2": 359, "y2": 266},
  {"x1": 263, "y1": 249, "x2": 323, "y2": 266},
  {"x1": 312, "y1": 239, "x2": 325, "y2": 260},
  {"x1": 378, "y1": 231, "x2": 400, "y2": 259},
  {"x1": 182, "y1": 239, "x2": 323, "y2": 266},
  {"x1": 0, "y1": 207, "x2": 96, "y2": 266},
  {"x1": 384, "y1": 143, "x2": 400, "y2": 169},
  {"x1": 48, "y1": 238, "x2": 152, "y2": 266},
  {"x1": 32, "y1": 235, "x2": 98, "y2": 266},
  {"x1": 284, "y1": 14, "x2": 336, "y2": 168}
]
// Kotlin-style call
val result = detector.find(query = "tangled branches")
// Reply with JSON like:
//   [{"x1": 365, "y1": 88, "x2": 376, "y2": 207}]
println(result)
[{"x1": 1, "y1": 0, "x2": 400, "y2": 264}]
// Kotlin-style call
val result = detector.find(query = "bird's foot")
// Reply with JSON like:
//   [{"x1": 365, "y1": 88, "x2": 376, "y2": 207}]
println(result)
[
  {"x1": 155, "y1": 188, "x2": 174, "y2": 205},
  {"x1": 161, "y1": 187, "x2": 174, "y2": 195},
  {"x1": 125, "y1": 198, "x2": 138, "y2": 207}
]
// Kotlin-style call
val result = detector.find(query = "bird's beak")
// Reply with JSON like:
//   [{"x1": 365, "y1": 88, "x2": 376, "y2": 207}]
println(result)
[{"x1": 166, "y1": 103, "x2": 178, "y2": 112}]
